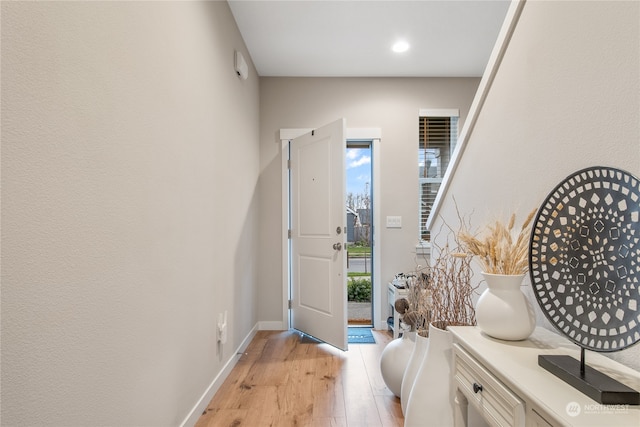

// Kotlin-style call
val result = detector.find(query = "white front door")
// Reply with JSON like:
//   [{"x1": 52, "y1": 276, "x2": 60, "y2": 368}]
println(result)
[{"x1": 290, "y1": 118, "x2": 347, "y2": 350}]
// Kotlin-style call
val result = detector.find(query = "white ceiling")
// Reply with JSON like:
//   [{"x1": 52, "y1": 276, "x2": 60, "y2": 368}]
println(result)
[{"x1": 228, "y1": 0, "x2": 512, "y2": 77}]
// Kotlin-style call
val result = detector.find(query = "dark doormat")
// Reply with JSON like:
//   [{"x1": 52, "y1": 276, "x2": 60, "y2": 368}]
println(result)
[{"x1": 348, "y1": 327, "x2": 376, "y2": 344}]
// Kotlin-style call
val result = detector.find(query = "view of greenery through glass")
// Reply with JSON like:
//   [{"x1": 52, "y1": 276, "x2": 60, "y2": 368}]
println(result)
[{"x1": 346, "y1": 146, "x2": 372, "y2": 305}]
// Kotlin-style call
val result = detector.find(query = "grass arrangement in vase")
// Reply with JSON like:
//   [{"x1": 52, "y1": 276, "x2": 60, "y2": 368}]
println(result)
[
  {"x1": 458, "y1": 209, "x2": 537, "y2": 275},
  {"x1": 401, "y1": 270, "x2": 431, "y2": 336},
  {"x1": 458, "y1": 208, "x2": 538, "y2": 340}
]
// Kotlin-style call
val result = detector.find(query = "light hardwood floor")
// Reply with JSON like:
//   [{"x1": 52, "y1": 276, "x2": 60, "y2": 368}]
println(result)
[{"x1": 195, "y1": 329, "x2": 403, "y2": 427}]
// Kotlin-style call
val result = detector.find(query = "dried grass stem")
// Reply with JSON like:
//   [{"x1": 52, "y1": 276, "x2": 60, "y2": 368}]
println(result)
[{"x1": 458, "y1": 209, "x2": 536, "y2": 275}]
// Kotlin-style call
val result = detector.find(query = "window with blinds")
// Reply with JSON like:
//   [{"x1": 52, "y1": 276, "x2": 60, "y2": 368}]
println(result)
[{"x1": 419, "y1": 113, "x2": 459, "y2": 241}]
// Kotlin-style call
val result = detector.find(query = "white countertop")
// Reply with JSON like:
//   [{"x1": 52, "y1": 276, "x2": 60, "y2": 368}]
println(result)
[{"x1": 448, "y1": 326, "x2": 640, "y2": 426}]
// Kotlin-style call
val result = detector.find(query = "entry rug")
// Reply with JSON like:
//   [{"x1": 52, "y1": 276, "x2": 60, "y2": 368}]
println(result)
[{"x1": 348, "y1": 327, "x2": 376, "y2": 344}]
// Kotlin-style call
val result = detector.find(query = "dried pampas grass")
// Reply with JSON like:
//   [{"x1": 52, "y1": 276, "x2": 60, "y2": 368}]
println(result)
[{"x1": 458, "y1": 209, "x2": 537, "y2": 275}]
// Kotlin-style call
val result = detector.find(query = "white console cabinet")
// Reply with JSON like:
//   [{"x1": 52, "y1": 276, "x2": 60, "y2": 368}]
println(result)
[
  {"x1": 387, "y1": 282, "x2": 409, "y2": 338},
  {"x1": 449, "y1": 326, "x2": 640, "y2": 427}
]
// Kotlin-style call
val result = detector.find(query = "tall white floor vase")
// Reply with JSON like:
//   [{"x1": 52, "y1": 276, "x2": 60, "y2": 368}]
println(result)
[
  {"x1": 400, "y1": 332, "x2": 429, "y2": 415},
  {"x1": 476, "y1": 272, "x2": 536, "y2": 341},
  {"x1": 404, "y1": 322, "x2": 454, "y2": 427},
  {"x1": 379, "y1": 330, "x2": 415, "y2": 397}
]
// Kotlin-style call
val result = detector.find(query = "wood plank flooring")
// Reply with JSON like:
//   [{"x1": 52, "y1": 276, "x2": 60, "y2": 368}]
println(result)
[{"x1": 196, "y1": 329, "x2": 403, "y2": 427}]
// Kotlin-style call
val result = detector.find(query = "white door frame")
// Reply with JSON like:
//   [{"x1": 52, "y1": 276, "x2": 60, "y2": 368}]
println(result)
[{"x1": 280, "y1": 128, "x2": 382, "y2": 331}]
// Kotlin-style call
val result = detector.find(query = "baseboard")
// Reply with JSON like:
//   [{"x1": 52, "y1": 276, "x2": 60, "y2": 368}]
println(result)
[
  {"x1": 179, "y1": 323, "x2": 259, "y2": 427},
  {"x1": 258, "y1": 320, "x2": 284, "y2": 330}
]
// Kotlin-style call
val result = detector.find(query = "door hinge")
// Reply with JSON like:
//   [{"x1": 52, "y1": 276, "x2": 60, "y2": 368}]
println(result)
[
  {"x1": 287, "y1": 159, "x2": 291, "y2": 169},
  {"x1": 288, "y1": 299, "x2": 292, "y2": 309},
  {"x1": 288, "y1": 229, "x2": 292, "y2": 239}
]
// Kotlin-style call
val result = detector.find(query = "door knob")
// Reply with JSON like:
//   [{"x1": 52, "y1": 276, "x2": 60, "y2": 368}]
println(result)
[{"x1": 333, "y1": 243, "x2": 342, "y2": 251}]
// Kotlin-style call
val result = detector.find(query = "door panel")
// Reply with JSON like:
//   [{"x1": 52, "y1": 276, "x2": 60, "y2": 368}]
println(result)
[
  {"x1": 298, "y1": 140, "x2": 332, "y2": 236},
  {"x1": 290, "y1": 118, "x2": 347, "y2": 350},
  {"x1": 298, "y1": 255, "x2": 332, "y2": 313}
]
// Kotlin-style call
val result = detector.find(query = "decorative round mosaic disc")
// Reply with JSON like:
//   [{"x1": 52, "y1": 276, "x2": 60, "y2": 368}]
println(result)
[{"x1": 529, "y1": 166, "x2": 640, "y2": 352}]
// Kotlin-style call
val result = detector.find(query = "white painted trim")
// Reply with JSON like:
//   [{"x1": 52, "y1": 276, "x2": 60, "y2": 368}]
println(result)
[
  {"x1": 418, "y1": 109, "x2": 459, "y2": 118},
  {"x1": 280, "y1": 128, "x2": 382, "y2": 331},
  {"x1": 347, "y1": 128, "x2": 382, "y2": 140},
  {"x1": 426, "y1": 0, "x2": 526, "y2": 230},
  {"x1": 280, "y1": 128, "x2": 382, "y2": 141},
  {"x1": 371, "y1": 137, "x2": 383, "y2": 330},
  {"x1": 180, "y1": 323, "x2": 259, "y2": 427},
  {"x1": 281, "y1": 139, "x2": 290, "y2": 329}
]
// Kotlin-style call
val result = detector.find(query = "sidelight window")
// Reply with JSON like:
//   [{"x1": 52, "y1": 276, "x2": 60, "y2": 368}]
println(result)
[{"x1": 419, "y1": 109, "x2": 459, "y2": 242}]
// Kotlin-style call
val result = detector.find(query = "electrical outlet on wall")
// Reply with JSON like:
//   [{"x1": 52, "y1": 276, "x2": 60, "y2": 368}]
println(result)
[{"x1": 217, "y1": 311, "x2": 228, "y2": 344}]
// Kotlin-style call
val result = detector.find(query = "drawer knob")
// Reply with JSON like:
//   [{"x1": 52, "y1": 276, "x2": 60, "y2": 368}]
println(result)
[{"x1": 473, "y1": 383, "x2": 483, "y2": 393}]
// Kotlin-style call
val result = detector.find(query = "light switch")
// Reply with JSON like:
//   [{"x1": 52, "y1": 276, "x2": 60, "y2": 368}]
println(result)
[{"x1": 386, "y1": 216, "x2": 402, "y2": 228}]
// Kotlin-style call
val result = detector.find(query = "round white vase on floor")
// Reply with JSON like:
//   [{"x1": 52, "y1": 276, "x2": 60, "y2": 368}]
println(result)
[
  {"x1": 400, "y1": 332, "x2": 429, "y2": 415},
  {"x1": 476, "y1": 272, "x2": 536, "y2": 341},
  {"x1": 404, "y1": 322, "x2": 454, "y2": 427},
  {"x1": 379, "y1": 330, "x2": 415, "y2": 397}
]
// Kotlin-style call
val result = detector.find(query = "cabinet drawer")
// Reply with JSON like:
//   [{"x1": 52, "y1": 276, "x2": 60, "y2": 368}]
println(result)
[{"x1": 453, "y1": 344, "x2": 525, "y2": 427}]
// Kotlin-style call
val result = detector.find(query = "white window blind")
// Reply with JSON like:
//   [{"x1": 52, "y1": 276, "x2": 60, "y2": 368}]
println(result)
[{"x1": 419, "y1": 113, "x2": 458, "y2": 241}]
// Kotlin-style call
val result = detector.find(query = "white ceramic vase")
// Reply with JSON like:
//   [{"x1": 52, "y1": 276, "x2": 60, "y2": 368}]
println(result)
[
  {"x1": 404, "y1": 322, "x2": 454, "y2": 427},
  {"x1": 476, "y1": 272, "x2": 536, "y2": 341},
  {"x1": 400, "y1": 332, "x2": 429, "y2": 415},
  {"x1": 379, "y1": 330, "x2": 415, "y2": 397}
]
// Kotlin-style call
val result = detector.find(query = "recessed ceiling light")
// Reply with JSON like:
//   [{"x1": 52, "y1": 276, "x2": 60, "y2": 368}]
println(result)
[{"x1": 392, "y1": 41, "x2": 410, "y2": 53}]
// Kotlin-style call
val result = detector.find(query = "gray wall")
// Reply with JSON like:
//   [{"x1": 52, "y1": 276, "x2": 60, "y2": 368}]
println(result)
[
  {"x1": 258, "y1": 77, "x2": 480, "y2": 326},
  {"x1": 1, "y1": 2, "x2": 260, "y2": 425},
  {"x1": 5, "y1": 1, "x2": 638, "y2": 425},
  {"x1": 432, "y1": 0, "x2": 640, "y2": 370}
]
